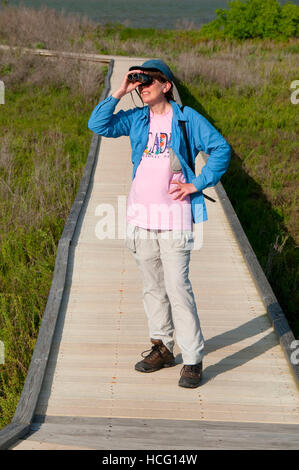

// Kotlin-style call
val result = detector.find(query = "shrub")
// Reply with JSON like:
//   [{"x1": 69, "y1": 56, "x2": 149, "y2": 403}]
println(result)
[
  {"x1": 200, "y1": 0, "x2": 299, "y2": 40},
  {"x1": 279, "y1": 3, "x2": 299, "y2": 37}
]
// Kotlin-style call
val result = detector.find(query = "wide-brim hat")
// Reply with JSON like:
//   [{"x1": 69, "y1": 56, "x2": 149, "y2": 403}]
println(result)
[{"x1": 129, "y1": 59, "x2": 174, "y2": 82}]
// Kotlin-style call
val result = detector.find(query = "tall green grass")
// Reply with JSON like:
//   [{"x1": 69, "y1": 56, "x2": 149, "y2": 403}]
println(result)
[
  {"x1": 0, "y1": 4, "x2": 298, "y2": 429},
  {"x1": 0, "y1": 50, "x2": 105, "y2": 428},
  {"x1": 177, "y1": 78, "x2": 298, "y2": 336},
  {"x1": 87, "y1": 26, "x2": 299, "y2": 336}
]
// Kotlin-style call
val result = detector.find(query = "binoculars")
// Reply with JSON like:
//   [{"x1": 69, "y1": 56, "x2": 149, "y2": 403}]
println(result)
[{"x1": 127, "y1": 72, "x2": 153, "y2": 86}]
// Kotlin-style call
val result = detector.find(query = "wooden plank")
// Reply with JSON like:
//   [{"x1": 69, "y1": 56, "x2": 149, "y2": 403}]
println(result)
[
  {"x1": 5, "y1": 55, "x2": 299, "y2": 451},
  {"x1": 0, "y1": 45, "x2": 148, "y2": 65},
  {"x1": 12, "y1": 439, "x2": 92, "y2": 450},
  {"x1": 10, "y1": 417, "x2": 299, "y2": 450},
  {"x1": 0, "y1": 423, "x2": 30, "y2": 450},
  {"x1": 214, "y1": 169, "x2": 299, "y2": 387}
]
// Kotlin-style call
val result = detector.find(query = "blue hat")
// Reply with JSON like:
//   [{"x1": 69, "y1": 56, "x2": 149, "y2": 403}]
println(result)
[{"x1": 129, "y1": 59, "x2": 174, "y2": 82}]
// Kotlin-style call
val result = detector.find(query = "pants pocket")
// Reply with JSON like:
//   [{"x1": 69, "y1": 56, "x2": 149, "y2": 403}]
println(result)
[
  {"x1": 125, "y1": 223, "x2": 137, "y2": 253},
  {"x1": 183, "y1": 231, "x2": 194, "y2": 250},
  {"x1": 172, "y1": 230, "x2": 194, "y2": 251}
]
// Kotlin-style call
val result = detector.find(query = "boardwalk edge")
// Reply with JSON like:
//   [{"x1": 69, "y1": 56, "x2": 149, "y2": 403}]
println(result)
[
  {"x1": 0, "y1": 58, "x2": 114, "y2": 450},
  {"x1": 214, "y1": 177, "x2": 299, "y2": 389},
  {"x1": 1, "y1": 52, "x2": 297, "y2": 450}
]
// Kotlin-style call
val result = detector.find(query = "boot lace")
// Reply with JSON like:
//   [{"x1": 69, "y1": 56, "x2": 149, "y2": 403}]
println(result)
[
  {"x1": 141, "y1": 344, "x2": 163, "y2": 360},
  {"x1": 180, "y1": 364, "x2": 201, "y2": 376}
]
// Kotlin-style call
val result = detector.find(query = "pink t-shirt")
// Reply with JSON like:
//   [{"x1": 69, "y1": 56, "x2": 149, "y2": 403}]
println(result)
[{"x1": 126, "y1": 108, "x2": 193, "y2": 230}]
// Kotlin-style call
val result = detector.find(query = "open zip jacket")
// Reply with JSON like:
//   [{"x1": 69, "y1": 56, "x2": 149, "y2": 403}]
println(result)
[{"x1": 88, "y1": 95, "x2": 231, "y2": 223}]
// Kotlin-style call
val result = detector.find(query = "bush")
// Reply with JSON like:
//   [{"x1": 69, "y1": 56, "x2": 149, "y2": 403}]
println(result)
[
  {"x1": 0, "y1": 48, "x2": 105, "y2": 428},
  {"x1": 279, "y1": 3, "x2": 299, "y2": 37},
  {"x1": 200, "y1": 0, "x2": 299, "y2": 40}
]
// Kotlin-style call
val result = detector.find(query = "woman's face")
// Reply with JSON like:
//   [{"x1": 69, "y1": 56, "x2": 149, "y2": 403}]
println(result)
[{"x1": 138, "y1": 75, "x2": 171, "y2": 106}]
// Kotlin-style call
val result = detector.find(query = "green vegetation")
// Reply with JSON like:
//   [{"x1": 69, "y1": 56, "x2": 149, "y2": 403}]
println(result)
[
  {"x1": 0, "y1": 48, "x2": 104, "y2": 427},
  {"x1": 0, "y1": 3, "x2": 298, "y2": 429},
  {"x1": 178, "y1": 78, "x2": 298, "y2": 335},
  {"x1": 85, "y1": 22, "x2": 299, "y2": 338},
  {"x1": 200, "y1": 0, "x2": 299, "y2": 40}
]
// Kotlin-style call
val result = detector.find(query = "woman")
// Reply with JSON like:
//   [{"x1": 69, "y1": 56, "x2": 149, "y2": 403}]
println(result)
[{"x1": 88, "y1": 59, "x2": 231, "y2": 388}]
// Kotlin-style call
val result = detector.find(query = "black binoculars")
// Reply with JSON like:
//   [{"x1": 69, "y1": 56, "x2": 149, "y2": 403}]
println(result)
[{"x1": 127, "y1": 72, "x2": 153, "y2": 86}]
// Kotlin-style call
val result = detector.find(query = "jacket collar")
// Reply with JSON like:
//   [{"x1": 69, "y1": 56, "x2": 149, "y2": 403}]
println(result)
[
  {"x1": 139, "y1": 100, "x2": 187, "y2": 122},
  {"x1": 170, "y1": 100, "x2": 187, "y2": 122},
  {"x1": 140, "y1": 106, "x2": 149, "y2": 122}
]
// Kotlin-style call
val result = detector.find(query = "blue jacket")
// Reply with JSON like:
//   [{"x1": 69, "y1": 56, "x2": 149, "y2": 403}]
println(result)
[{"x1": 88, "y1": 95, "x2": 231, "y2": 223}]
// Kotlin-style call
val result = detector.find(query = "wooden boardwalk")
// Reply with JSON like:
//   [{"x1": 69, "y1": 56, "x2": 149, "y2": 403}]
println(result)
[{"x1": 10, "y1": 56, "x2": 299, "y2": 450}]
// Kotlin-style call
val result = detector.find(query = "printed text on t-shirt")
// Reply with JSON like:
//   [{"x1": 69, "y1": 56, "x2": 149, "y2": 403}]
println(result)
[{"x1": 143, "y1": 132, "x2": 172, "y2": 158}]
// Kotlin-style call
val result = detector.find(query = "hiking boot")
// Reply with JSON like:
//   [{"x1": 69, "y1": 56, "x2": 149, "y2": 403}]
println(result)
[
  {"x1": 135, "y1": 339, "x2": 176, "y2": 373},
  {"x1": 178, "y1": 362, "x2": 202, "y2": 388}
]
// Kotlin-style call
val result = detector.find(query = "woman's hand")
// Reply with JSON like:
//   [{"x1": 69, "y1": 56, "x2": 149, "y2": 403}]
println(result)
[
  {"x1": 112, "y1": 70, "x2": 143, "y2": 100},
  {"x1": 168, "y1": 181, "x2": 197, "y2": 201}
]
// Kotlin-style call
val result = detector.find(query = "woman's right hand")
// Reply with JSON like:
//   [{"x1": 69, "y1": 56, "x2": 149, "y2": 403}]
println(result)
[{"x1": 112, "y1": 70, "x2": 143, "y2": 99}]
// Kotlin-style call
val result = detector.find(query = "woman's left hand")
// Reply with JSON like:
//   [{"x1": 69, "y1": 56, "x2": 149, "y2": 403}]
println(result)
[{"x1": 168, "y1": 181, "x2": 198, "y2": 201}]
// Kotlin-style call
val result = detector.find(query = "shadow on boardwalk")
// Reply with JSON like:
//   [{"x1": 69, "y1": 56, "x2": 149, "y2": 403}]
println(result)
[
  {"x1": 175, "y1": 313, "x2": 278, "y2": 385},
  {"x1": 176, "y1": 80, "x2": 298, "y2": 340}
]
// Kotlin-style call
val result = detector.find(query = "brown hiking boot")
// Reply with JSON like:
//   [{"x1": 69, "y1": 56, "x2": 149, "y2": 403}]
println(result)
[
  {"x1": 178, "y1": 362, "x2": 202, "y2": 388},
  {"x1": 135, "y1": 339, "x2": 176, "y2": 373}
]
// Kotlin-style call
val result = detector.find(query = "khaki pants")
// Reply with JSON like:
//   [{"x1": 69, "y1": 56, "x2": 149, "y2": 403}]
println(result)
[{"x1": 125, "y1": 223, "x2": 204, "y2": 365}]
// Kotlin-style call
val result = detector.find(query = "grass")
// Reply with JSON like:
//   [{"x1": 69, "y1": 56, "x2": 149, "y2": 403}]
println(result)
[
  {"x1": 85, "y1": 22, "x2": 299, "y2": 335},
  {"x1": 0, "y1": 3, "x2": 298, "y2": 428},
  {"x1": 177, "y1": 79, "x2": 298, "y2": 333},
  {"x1": 0, "y1": 47, "x2": 105, "y2": 428}
]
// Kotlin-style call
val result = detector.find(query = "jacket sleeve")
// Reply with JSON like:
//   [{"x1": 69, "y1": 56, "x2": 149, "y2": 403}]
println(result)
[
  {"x1": 189, "y1": 110, "x2": 231, "y2": 192},
  {"x1": 88, "y1": 95, "x2": 134, "y2": 137}
]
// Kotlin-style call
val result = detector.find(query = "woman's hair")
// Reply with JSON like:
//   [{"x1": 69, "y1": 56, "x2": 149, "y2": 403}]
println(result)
[{"x1": 144, "y1": 70, "x2": 175, "y2": 102}]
